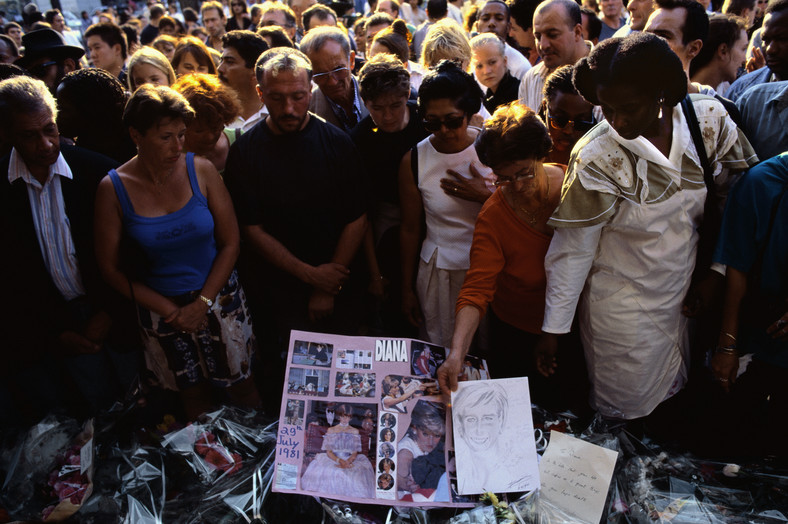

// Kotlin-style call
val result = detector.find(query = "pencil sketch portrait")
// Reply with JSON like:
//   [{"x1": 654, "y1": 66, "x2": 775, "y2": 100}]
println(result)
[{"x1": 452, "y1": 379, "x2": 538, "y2": 494}]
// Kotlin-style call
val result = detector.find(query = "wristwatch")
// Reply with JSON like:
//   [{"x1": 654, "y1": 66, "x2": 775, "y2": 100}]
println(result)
[{"x1": 198, "y1": 294, "x2": 214, "y2": 307}]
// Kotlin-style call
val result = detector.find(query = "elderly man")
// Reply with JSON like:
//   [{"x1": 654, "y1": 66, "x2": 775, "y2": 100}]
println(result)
[
  {"x1": 301, "y1": 26, "x2": 370, "y2": 133},
  {"x1": 201, "y1": 0, "x2": 227, "y2": 50},
  {"x1": 477, "y1": 0, "x2": 531, "y2": 79},
  {"x1": 218, "y1": 30, "x2": 270, "y2": 131},
  {"x1": 15, "y1": 28, "x2": 83, "y2": 93},
  {"x1": 518, "y1": 0, "x2": 590, "y2": 111},
  {"x1": 224, "y1": 47, "x2": 367, "y2": 412},
  {"x1": 0, "y1": 76, "x2": 136, "y2": 423}
]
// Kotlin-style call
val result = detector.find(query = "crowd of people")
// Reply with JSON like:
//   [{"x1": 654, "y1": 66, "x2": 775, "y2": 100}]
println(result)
[{"x1": 0, "y1": 0, "x2": 786, "y2": 459}]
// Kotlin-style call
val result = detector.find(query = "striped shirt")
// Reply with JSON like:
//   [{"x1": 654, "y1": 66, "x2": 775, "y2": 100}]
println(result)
[{"x1": 8, "y1": 149, "x2": 86, "y2": 301}]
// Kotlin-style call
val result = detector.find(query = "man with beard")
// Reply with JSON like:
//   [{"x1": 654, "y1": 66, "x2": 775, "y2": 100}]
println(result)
[
  {"x1": 224, "y1": 48, "x2": 367, "y2": 414},
  {"x1": 218, "y1": 30, "x2": 269, "y2": 132},
  {"x1": 15, "y1": 28, "x2": 83, "y2": 93}
]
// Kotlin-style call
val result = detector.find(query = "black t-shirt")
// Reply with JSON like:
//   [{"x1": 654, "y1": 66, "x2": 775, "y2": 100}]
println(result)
[
  {"x1": 483, "y1": 72, "x2": 520, "y2": 114},
  {"x1": 224, "y1": 114, "x2": 367, "y2": 296},
  {"x1": 350, "y1": 102, "x2": 429, "y2": 207},
  {"x1": 139, "y1": 24, "x2": 160, "y2": 46}
]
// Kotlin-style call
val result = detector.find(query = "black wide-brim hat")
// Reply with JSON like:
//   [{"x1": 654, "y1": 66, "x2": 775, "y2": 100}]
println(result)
[{"x1": 15, "y1": 28, "x2": 85, "y2": 68}]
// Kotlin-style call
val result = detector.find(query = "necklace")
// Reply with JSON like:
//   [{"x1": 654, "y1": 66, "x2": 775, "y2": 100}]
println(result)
[
  {"x1": 515, "y1": 175, "x2": 551, "y2": 226},
  {"x1": 150, "y1": 171, "x2": 173, "y2": 194}
]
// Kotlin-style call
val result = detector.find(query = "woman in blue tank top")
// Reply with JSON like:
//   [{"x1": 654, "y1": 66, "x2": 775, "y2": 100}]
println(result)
[{"x1": 95, "y1": 85, "x2": 260, "y2": 420}]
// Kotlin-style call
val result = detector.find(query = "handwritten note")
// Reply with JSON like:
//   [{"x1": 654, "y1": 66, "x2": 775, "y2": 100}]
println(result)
[
  {"x1": 277, "y1": 425, "x2": 302, "y2": 460},
  {"x1": 539, "y1": 431, "x2": 618, "y2": 524}
]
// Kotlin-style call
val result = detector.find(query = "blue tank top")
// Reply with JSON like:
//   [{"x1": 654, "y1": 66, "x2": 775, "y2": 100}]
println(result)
[{"x1": 109, "y1": 153, "x2": 217, "y2": 296}]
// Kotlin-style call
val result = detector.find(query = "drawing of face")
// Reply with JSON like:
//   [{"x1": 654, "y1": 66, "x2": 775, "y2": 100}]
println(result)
[{"x1": 459, "y1": 405, "x2": 503, "y2": 452}]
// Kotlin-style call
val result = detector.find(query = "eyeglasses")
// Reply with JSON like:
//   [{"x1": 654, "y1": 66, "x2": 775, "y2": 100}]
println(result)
[
  {"x1": 422, "y1": 115, "x2": 465, "y2": 133},
  {"x1": 492, "y1": 168, "x2": 536, "y2": 187},
  {"x1": 312, "y1": 65, "x2": 349, "y2": 84},
  {"x1": 261, "y1": 19, "x2": 295, "y2": 28},
  {"x1": 547, "y1": 114, "x2": 596, "y2": 133}
]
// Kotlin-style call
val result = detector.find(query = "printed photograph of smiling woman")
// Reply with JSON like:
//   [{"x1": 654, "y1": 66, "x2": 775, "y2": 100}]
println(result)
[{"x1": 451, "y1": 378, "x2": 540, "y2": 495}]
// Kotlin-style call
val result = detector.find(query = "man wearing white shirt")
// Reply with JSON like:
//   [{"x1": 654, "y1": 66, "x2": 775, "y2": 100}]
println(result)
[
  {"x1": 0, "y1": 76, "x2": 136, "y2": 421},
  {"x1": 219, "y1": 31, "x2": 271, "y2": 132},
  {"x1": 518, "y1": 0, "x2": 589, "y2": 111}
]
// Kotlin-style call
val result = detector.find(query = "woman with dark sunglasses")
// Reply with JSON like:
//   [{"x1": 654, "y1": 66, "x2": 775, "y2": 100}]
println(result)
[
  {"x1": 437, "y1": 102, "x2": 587, "y2": 412},
  {"x1": 539, "y1": 65, "x2": 596, "y2": 166},
  {"x1": 399, "y1": 60, "x2": 493, "y2": 347},
  {"x1": 226, "y1": 0, "x2": 253, "y2": 31}
]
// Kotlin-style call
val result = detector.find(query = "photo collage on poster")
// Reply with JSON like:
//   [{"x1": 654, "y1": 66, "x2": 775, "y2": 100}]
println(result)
[{"x1": 273, "y1": 331, "x2": 489, "y2": 508}]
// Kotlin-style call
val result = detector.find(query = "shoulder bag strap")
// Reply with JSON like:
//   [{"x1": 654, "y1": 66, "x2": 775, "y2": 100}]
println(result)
[{"x1": 680, "y1": 95, "x2": 713, "y2": 189}]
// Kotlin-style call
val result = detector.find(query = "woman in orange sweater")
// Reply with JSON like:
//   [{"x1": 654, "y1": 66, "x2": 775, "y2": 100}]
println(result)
[{"x1": 437, "y1": 101, "x2": 584, "y2": 408}]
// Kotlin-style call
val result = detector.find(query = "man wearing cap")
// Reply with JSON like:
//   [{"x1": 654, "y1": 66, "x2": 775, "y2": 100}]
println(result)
[{"x1": 15, "y1": 28, "x2": 83, "y2": 93}]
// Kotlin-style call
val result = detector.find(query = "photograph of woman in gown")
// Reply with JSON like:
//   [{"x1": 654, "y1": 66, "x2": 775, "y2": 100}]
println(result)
[{"x1": 300, "y1": 404, "x2": 376, "y2": 498}]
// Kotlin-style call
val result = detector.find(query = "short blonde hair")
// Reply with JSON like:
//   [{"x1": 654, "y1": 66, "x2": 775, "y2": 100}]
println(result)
[
  {"x1": 128, "y1": 46, "x2": 177, "y2": 91},
  {"x1": 421, "y1": 19, "x2": 471, "y2": 71},
  {"x1": 469, "y1": 32, "x2": 505, "y2": 55}
]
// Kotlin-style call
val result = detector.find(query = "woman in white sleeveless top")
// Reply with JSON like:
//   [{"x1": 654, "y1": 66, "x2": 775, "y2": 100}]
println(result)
[{"x1": 399, "y1": 60, "x2": 493, "y2": 347}]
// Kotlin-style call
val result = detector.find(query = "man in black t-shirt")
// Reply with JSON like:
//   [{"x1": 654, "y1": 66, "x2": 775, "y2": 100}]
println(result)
[{"x1": 224, "y1": 48, "x2": 368, "y2": 411}]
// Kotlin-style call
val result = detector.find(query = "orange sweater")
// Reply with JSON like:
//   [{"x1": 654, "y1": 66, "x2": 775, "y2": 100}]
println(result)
[{"x1": 455, "y1": 187, "x2": 553, "y2": 333}]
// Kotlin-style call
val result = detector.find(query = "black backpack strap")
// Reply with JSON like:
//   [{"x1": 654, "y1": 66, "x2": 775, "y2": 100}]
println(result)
[
  {"x1": 714, "y1": 94, "x2": 743, "y2": 128},
  {"x1": 680, "y1": 95, "x2": 713, "y2": 189},
  {"x1": 410, "y1": 145, "x2": 419, "y2": 186}
]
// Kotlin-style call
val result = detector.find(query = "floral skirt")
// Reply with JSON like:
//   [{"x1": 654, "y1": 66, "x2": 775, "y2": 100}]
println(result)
[{"x1": 138, "y1": 270, "x2": 256, "y2": 391}]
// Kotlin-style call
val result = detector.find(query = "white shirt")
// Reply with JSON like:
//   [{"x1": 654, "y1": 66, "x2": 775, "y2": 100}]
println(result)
[
  {"x1": 517, "y1": 60, "x2": 547, "y2": 112},
  {"x1": 227, "y1": 104, "x2": 268, "y2": 133},
  {"x1": 448, "y1": 3, "x2": 464, "y2": 25},
  {"x1": 409, "y1": 60, "x2": 425, "y2": 92},
  {"x1": 504, "y1": 42, "x2": 531, "y2": 80},
  {"x1": 8, "y1": 150, "x2": 86, "y2": 301}
]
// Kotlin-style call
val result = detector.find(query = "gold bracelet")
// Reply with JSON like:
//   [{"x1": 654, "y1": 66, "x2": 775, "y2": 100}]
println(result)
[{"x1": 721, "y1": 331, "x2": 737, "y2": 343}]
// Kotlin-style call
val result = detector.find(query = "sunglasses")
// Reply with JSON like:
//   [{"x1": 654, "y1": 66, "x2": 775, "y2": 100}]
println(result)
[
  {"x1": 312, "y1": 65, "x2": 349, "y2": 84},
  {"x1": 422, "y1": 115, "x2": 465, "y2": 133},
  {"x1": 28, "y1": 60, "x2": 58, "y2": 78},
  {"x1": 547, "y1": 114, "x2": 596, "y2": 133}
]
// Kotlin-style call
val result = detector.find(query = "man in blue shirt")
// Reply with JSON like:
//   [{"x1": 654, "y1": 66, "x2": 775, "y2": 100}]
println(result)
[
  {"x1": 736, "y1": 80, "x2": 788, "y2": 160},
  {"x1": 726, "y1": 0, "x2": 788, "y2": 101}
]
